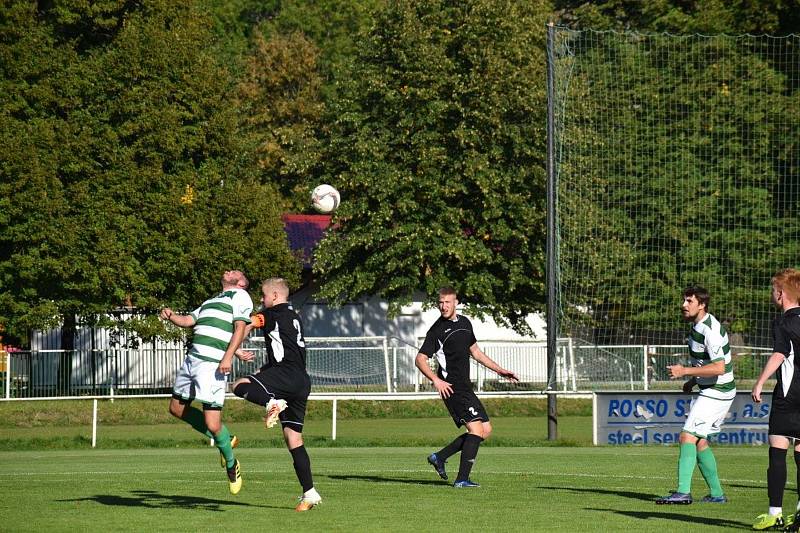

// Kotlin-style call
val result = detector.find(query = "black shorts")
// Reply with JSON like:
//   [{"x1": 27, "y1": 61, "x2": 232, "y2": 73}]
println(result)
[
  {"x1": 443, "y1": 389, "x2": 489, "y2": 428},
  {"x1": 769, "y1": 398, "x2": 800, "y2": 439},
  {"x1": 244, "y1": 368, "x2": 311, "y2": 432}
]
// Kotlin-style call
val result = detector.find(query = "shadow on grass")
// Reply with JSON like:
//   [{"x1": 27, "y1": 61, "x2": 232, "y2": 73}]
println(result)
[
  {"x1": 535, "y1": 485, "x2": 659, "y2": 502},
  {"x1": 58, "y1": 490, "x2": 278, "y2": 511},
  {"x1": 326, "y1": 473, "x2": 446, "y2": 486},
  {"x1": 725, "y1": 482, "x2": 764, "y2": 490},
  {"x1": 585, "y1": 508, "x2": 747, "y2": 529}
]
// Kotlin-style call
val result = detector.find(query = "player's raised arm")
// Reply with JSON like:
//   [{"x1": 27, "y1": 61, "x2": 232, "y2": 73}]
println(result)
[{"x1": 160, "y1": 308, "x2": 195, "y2": 328}]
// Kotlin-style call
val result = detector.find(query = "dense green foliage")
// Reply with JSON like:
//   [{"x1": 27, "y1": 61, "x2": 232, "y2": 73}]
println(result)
[
  {"x1": 314, "y1": 0, "x2": 551, "y2": 332},
  {"x1": 555, "y1": 0, "x2": 800, "y2": 35},
  {"x1": 0, "y1": 1, "x2": 299, "y2": 344},
  {"x1": 3, "y1": 0, "x2": 800, "y2": 345}
]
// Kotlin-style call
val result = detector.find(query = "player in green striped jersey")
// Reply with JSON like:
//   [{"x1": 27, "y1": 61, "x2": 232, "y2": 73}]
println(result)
[
  {"x1": 655, "y1": 286, "x2": 735, "y2": 505},
  {"x1": 161, "y1": 269, "x2": 253, "y2": 495}
]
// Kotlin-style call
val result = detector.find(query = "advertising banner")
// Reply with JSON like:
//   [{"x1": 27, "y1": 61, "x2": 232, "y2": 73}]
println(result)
[{"x1": 593, "y1": 391, "x2": 771, "y2": 445}]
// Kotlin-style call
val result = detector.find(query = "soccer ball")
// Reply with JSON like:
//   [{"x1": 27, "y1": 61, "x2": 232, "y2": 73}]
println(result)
[{"x1": 311, "y1": 184, "x2": 340, "y2": 214}]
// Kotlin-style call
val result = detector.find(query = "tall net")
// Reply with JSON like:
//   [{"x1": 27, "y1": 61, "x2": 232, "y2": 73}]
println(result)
[{"x1": 550, "y1": 28, "x2": 800, "y2": 351}]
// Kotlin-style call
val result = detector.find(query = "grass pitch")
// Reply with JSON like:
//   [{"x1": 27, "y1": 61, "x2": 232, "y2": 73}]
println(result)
[{"x1": 0, "y1": 444, "x2": 780, "y2": 532}]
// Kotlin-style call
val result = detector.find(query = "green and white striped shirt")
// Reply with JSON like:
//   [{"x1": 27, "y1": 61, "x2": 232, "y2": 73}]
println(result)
[
  {"x1": 189, "y1": 288, "x2": 253, "y2": 363},
  {"x1": 688, "y1": 312, "x2": 736, "y2": 400}
]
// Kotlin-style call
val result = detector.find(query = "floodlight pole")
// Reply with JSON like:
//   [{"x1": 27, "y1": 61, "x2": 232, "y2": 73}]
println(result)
[{"x1": 545, "y1": 22, "x2": 558, "y2": 441}]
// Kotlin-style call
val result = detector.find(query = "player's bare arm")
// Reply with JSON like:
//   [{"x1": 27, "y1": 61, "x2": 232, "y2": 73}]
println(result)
[
  {"x1": 752, "y1": 351, "x2": 786, "y2": 402},
  {"x1": 219, "y1": 320, "x2": 248, "y2": 374},
  {"x1": 415, "y1": 352, "x2": 453, "y2": 398},
  {"x1": 469, "y1": 344, "x2": 519, "y2": 381},
  {"x1": 233, "y1": 313, "x2": 264, "y2": 362},
  {"x1": 160, "y1": 308, "x2": 195, "y2": 328},
  {"x1": 667, "y1": 359, "x2": 724, "y2": 379}
]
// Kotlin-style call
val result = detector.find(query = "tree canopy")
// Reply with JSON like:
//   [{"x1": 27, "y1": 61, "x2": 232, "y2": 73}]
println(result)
[
  {"x1": 3, "y1": 0, "x2": 800, "y2": 345},
  {"x1": 0, "y1": 0, "x2": 298, "y2": 344},
  {"x1": 312, "y1": 0, "x2": 551, "y2": 333}
]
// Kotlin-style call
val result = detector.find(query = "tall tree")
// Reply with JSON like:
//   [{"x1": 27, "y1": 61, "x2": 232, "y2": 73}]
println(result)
[
  {"x1": 0, "y1": 0, "x2": 299, "y2": 346},
  {"x1": 554, "y1": 0, "x2": 800, "y2": 35},
  {"x1": 314, "y1": 0, "x2": 551, "y2": 333},
  {"x1": 237, "y1": 29, "x2": 325, "y2": 210}
]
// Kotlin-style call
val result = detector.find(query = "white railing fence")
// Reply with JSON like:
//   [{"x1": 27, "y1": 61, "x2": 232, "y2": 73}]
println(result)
[{"x1": 0, "y1": 338, "x2": 773, "y2": 400}]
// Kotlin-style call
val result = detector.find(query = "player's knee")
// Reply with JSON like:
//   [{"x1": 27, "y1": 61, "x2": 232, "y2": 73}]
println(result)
[
  {"x1": 232, "y1": 379, "x2": 250, "y2": 398},
  {"x1": 284, "y1": 429, "x2": 303, "y2": 449},
  {"x1": 481, "y1": 423, "x2": 493, "y2": 440},
  {"x1": 168, "y1": 400, "x2": 183, "y2": 419}
]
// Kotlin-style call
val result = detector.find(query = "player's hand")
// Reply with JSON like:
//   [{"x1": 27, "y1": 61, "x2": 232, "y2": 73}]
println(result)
[
  {"x1": 218, "y1": 357, "x2": 233, "y2": 374},
  {"x1": 433, "y1": 378, "x2": 453, "y2": 399},
  {"x1": 752, "y1": 382, "x2": 763, "y2": 403},
  {"x1": 498, "y1": 368, "x2": 519, "y2": 382},
  {"x1": 235, "y1": 349, "x2": 254, "y2": 362},
  {"x1": 160, "y1": 308, "x2": 174, "y2": 321},
  {"x1": 667, "y1": 364, "x2": 685, "y2": 379}
]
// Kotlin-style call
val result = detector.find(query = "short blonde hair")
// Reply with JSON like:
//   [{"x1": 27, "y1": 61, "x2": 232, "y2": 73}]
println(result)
[
  {"x1": 772, "y1": 268, "x2": 800, "y2": 302},
  {"x1": 262, "y1": 277, "x2": 290, "y2": 298}
]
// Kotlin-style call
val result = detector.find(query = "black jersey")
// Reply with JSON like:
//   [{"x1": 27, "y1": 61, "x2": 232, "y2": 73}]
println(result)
[
  {"x1": 419, "y1": 314, "x2": 477, "y2": 390},
  {"x1": 253, "y1": 303, "x2": 307, "y2": 375},
  {"x1": 772, "y1": 307, "x2": 800, "y2": 410}
]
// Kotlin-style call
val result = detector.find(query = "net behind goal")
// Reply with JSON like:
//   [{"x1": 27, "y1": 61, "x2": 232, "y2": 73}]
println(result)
[
  {"x1": 241, "y1": 336, "x2": 396, "y2": 392},
  {"x1": 548, "y1": 27, "x2": 800, "y2": 359}
]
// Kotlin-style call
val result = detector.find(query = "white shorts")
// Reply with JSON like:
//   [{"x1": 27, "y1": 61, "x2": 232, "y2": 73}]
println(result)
[
  {"x1": 682, "y1": 394, "x2": 734, "y2": 438},
  {"x1": 172, "y1": 355, "x2": 227, "y2": 408}
]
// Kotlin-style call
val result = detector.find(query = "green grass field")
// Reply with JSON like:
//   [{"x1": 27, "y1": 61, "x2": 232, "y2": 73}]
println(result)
[
  {"x1": 0, "y1": 442, "x2": 785, "y2": 532},
  {"x1": 0, "y1": 400, "x2": 786, "y2": 530}
]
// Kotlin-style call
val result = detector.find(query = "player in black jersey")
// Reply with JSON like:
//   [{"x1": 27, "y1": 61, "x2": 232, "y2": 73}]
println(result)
[
  {"x1": 416, "y1": 286, "x2": 519, "y2": 487},
  {"x1": 752, "y1": 269, "x2": 800, "y2": 530},
  {"x1": 232, "y1": 278, "x2": 321, "y2": 511}
]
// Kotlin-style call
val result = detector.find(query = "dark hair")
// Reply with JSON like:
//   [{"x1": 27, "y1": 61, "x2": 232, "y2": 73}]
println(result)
[{"x1": 683, "y1": 285, "x2": 710, "y2": 310}]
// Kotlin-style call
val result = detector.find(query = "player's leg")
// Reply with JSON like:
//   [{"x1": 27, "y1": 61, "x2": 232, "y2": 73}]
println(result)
[
  {"x1": 657, "y1": 395, "x2": 728, "y2": 504},
  {"x1": 786, "y1": 440, "x2": 800, "y2": 531},
  {"x1": 696, "y1": 397, "x2": 733, "y2": 502},
  {"x1": 197, "y1": 363, "x2": 241, "y2": 494},
  {"x1": 452, "y1": 393, "x2": 490, "y2": 487},
  {"x1": 170, "y1": 357, "x2": 214, "y2": 438},
  {"x1": 428, "y1": 394, "x2": 468, "y2": 481},
  {"x1": 233, "y1": 374, "x2": 287, "y2": 427},
  {"x1": 677, "y1": 431, "x2": 700, "y2": 494},
  {"x1": 754, "y1": 435, "x2": 791, "y2": 529},
  {"x1": 168, "y1": 396, "x2": 214, "y2": 438},
  {"x1": 696, "y1": 439, "x2": 726, "y2": 501},
  {"x1": 655, "y1": 430, "x2": 697, "y2": 504},
  {"x1": 283, "y1": 395, "x2": 321, "y2": 511},
  {"x1": 453, "y1": 420, "x2": 486, "y2": 487}
]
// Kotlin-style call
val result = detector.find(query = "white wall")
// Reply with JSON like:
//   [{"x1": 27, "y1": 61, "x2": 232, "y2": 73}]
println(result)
[{"x1": 290, "y1": 287, "x2": 546, "y2": 345}]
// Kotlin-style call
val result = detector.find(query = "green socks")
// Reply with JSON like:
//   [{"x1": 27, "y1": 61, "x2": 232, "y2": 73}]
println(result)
[
  {"x1": 182, "y1": 406, "x2": 214, "y2": 439},
  {"x1": 676, "y1": 443, "x2": 723, "y2": 497},
  {"x1": 677, "y1": 442, "x2": 697, "y2": 493},
  {"x1": 215, "y1": 425, "x2": 235, "y2": 468},
  {"x1": 697, "y1": 447, "x2": 724, "y2": 497},
  {"x1": 180, "y1": 406, "x2": 234, "y2": 467}
]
